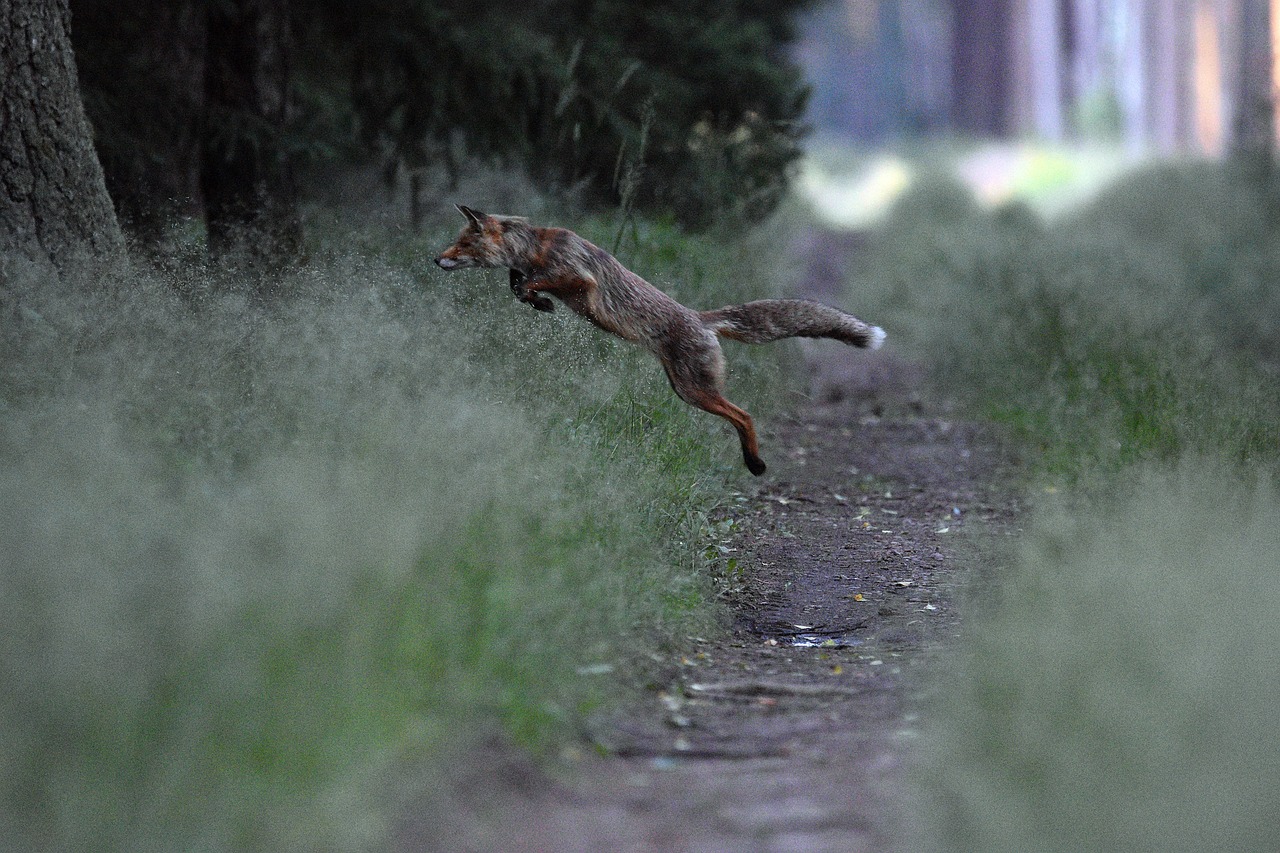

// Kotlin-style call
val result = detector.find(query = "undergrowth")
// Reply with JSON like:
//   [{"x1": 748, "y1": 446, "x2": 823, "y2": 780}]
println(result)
[
  {"x1": 846, "y1": 160, "x2": 1280, "y2": 852},
  {"x1": 0, "y1": 196, "x2": 795, "y2": 850},
  {"x1": 911, "y1": 461, "x2": 1280, "y2": 853},
  {"x1": 851, "y1": 162, "x2": 1279, "y2": 482}
]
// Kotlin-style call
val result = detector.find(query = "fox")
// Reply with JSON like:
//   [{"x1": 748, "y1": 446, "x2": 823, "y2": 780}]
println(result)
[{"x1": 434, "y1": 204, "x2": 885, "y2": 475}]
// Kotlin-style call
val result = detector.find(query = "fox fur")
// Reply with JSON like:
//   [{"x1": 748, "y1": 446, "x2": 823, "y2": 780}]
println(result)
[{"x1": 435, "y1": 204, "x2": 884, "y2": 475}]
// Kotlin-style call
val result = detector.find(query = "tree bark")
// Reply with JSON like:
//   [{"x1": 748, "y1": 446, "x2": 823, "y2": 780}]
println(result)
[
  {"x1": 0, "y1": 0, "x2": 124, "y2": 272},
  {"x1": 201, "y1": 0, "x2": 301, "y2": 269}
]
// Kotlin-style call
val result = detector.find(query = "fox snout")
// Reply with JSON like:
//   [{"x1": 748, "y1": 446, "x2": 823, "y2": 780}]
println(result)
[{"x1": 435, "y1": 244, "x2": 482, "y2": 270}]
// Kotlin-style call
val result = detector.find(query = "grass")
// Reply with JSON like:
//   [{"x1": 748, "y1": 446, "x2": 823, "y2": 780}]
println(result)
[
  {"x1": 0, "y1": 194, "x2": 798, "y2": 850},
  {"x1": 848, "y1": 161, "x2": 1280, "y2": 481},
  {"x1": 908, "y1": 461, "x2": 1280, "y2": 853},
  {"x1": 837, "y1": 158, "x2": 1280, "y2": 851}
]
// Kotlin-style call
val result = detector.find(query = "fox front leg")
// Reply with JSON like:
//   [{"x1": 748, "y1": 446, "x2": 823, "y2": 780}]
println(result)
[{"x1": 509, "y1": 269, "x2": 555, "y2": 313}]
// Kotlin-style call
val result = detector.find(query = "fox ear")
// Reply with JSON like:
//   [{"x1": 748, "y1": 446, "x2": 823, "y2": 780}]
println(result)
[{"x1": 456, "y1": 204, "x2": 486, "y2": 227}]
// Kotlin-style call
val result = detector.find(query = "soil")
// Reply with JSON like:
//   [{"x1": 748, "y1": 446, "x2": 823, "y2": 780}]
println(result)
[{"x1": 397, "y1": 233, "x2": 1024, "y2": 853}]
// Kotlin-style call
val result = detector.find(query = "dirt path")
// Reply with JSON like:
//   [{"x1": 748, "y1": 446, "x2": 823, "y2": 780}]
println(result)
[
  {"x1": 398, "y1": 352, "x2": 1020, "y2": 853},
  {"x1": 398, "y1": 233, "x2": 1021, "y2": 852}
]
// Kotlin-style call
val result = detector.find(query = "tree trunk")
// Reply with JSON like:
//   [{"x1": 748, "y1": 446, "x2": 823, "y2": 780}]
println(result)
[
  {"x1": 201, "y1": 0, "x2": 301, "y2": 269},
  {"x1": 1024, "y1": 0, "x2": 1067, "y2": 139},
  {"x1": 1144, "y1": 0, "x2": 1190, "y2": 153},
  {"x1": 952, "y1": 0, "x2": 1014, "y2": 136},
  {"x1": 1233, "y1": 0, "x2": 1274, "y2": 166},
  {"x1": 0, "y1": 0, "x2": 124, "y2": 272}
]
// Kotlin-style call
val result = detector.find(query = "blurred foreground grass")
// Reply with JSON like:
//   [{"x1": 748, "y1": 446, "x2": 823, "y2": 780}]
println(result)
[
  {"x1": 839, "y1": 158, "x2": 1280, "y2": 852},
  {"x1": 0, "y1": 205, "x2": 795, "y2": 850},
  {"x1": 910, "y1": 461, "x2": 1280, "y2": 853}
]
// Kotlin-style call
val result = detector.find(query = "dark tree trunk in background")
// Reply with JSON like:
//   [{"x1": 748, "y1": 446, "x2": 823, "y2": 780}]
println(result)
[
  {"x1": 116, "y1": 3, "x2": 205, "y2": 241},
  {"x1": 71, "y1": 0, "x2": 206, "y2": 244},
  {"x1": 1234, "y1": 0, "x2": 1275, "y2": 168},
  {"x1": 0, "y1": 0, "x2": 124, "y2": 271},
  {"x1": 951, "y1": 0, "x2": 1013, "y2": 135},
  {"x1": 201, "y1": 0, "x2": 301, "y2": 268}
]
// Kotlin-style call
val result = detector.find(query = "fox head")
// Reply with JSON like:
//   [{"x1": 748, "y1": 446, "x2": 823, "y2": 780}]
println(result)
[{"x1": 434, "y1": 205, "x2": 504, "y2": 270}]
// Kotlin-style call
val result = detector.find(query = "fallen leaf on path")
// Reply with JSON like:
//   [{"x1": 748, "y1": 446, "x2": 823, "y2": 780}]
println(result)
[{"x1": 576, "y1": 663, "x2": 614, "y2": 676}]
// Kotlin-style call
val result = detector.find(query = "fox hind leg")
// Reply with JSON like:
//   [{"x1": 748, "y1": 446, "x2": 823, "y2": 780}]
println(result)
[
  {"x1": 693, "y1": 392, "x2": 767, "y2": 476},
  {"x1": 659, "y1": 338, "x2": 767, "y2": 475}
]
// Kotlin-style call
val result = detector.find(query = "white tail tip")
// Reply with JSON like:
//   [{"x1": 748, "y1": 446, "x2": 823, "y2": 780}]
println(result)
[{"x1": 869, "y1": 326, "x2": 886, "y2": 350}]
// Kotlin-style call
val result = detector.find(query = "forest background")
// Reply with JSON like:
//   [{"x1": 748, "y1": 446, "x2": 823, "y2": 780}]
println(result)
[{"x1": 2, "y1": 0, "x2": 1279, "y2": 851}]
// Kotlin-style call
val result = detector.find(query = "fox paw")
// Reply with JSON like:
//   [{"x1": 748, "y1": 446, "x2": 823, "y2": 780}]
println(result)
[
  {"x1": 508, "y1": 269, "x2": 527, "y2": 294},
  {"x1": 509, "y1": 269, "x2": 553, "y2": 311}
]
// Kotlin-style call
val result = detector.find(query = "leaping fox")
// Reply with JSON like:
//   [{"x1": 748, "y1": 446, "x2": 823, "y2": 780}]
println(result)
[{"x1": 435, "y1": 205, "x2": 884, "y2": 475}]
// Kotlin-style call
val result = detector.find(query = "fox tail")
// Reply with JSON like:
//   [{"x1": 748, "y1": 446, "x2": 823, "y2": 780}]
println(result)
[{"x1": 700, "y1": 299, "x2": 885, "y2": 350}]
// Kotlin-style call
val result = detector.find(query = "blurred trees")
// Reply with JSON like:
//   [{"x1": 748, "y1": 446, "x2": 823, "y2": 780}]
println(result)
[
  {"x1": 950, "y1": 0, "x2": 1011, "y2": 137},
  {"x1": 70, "y1": 0, "x2": 203, "y2": 245},
  {"x1": 296, "y1": 0, "x2": 814, "y2": 229},
  {"x1": 802, "y1": 0, "x2": 1277, "y2": 162},
  {"x1": 72, "y1": 0, "x2": 300, "y2": 266},
  {"x1": 202, "y1": 0, "x2": 303, "y2": 265},
  {"x1": 1234, "y1": 0, "x2": 1275, "y2": 168},
  {"x1": 69, "y1": 0, "x2": 816, "y2": 251},
  {"x1": 1008, "y1": 0, "x2": 1275, "y2": 158}
]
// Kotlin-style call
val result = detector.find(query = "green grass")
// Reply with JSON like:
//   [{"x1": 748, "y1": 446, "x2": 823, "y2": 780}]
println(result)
[
  {"x1": 848, "y1": 162, "x2": 1280, "y2": 481},
  {"x1": 905, "y1": 461, "x2": 1280, "y2": 853},
  {"x1": 839, "y1": 158, "x2": 1280, "y2": 851},
  {"x1": 0, "y1": 200, "x2": 797, "y2": 850}
]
